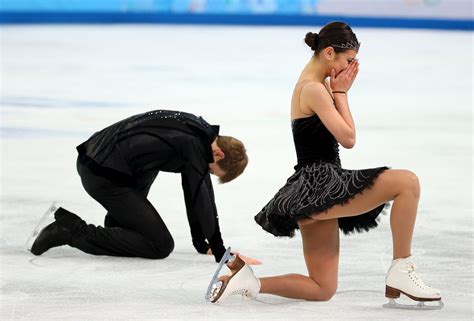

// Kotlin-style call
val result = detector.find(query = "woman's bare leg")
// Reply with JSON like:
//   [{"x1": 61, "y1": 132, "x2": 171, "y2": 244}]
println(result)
[
  {"x1": 258, "y1": 169, "x2": 420, "y2": 301},
  {"x1": 299, "y1": 169, "x2": 420, "y2": 259},
  {"x1": 259, "y1": 218, "x2": 340, "y2": 301}
]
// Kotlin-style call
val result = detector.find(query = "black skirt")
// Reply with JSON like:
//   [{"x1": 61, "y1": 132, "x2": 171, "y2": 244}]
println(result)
[{"x1": 254, "y1": 161, "x2": 389, "y2": 237}]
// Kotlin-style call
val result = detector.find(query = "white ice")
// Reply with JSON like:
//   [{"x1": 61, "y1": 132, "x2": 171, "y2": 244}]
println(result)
[{"x1": 0, "y1": 24, "x2": 472, "y2": 320}]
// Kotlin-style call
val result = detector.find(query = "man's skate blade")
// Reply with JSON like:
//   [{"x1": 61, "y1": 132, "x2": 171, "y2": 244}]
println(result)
[
  {"x1": 205, "y1": 247, "x2": 232, "y2": 302},
  {"x1": 24, "y1": 201, "x2": 59, "y2": 251},
  {"x1": 383, "y1": 298, "x2": 444, "y2": 310}
]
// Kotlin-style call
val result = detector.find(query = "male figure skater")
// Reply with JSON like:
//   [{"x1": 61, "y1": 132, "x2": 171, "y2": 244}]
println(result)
[{"x1": 30, "y1": 109, "x2": 248, "y2": 263}]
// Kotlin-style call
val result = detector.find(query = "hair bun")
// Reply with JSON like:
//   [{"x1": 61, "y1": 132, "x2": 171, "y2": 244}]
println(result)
[{"x1": 304, "y1": 32, "x2": 319, "y2": 51}]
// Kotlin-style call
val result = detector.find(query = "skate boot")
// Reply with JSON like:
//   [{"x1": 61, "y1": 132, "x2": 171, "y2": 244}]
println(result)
[
  {"x1": 30, "y1": 221, "x2": 71, "y2": 255},
  {"x1": 205, "y1": 247, "x2": 261, "y2": 303},
  {"x1": 53, "y1": 207, "x2": 85, "y2": 231},
  {"x1": 384, "y1": 256, "x2": 444, "y2": 310},
  {"x1": 28, "y1": 203, "x2": 85, "y2": 255}
]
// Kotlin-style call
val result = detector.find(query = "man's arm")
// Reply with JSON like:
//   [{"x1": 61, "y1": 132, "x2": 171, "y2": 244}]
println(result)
[
  {"x1": 181, "y1": 140, "x2": 226, "y2": 262},
  {"x1": 186, "y1": 216, "x2": 210, "y2": 254}
]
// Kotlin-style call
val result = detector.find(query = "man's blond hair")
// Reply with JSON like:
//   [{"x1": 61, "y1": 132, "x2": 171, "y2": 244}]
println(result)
[{"x1": 216, "y1": 136, "x2": 248, "y2": 184}]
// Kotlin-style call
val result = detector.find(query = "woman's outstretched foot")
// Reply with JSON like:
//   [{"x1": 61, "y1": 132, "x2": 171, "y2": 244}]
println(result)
[{"x1": 209, "y1": 255, "x2": 261, "y2": 303}]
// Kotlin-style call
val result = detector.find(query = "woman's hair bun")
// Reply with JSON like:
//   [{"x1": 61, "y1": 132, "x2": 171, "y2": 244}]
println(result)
[{"x1": 304, "y1": 32, "x2": 319, "y2": 51}]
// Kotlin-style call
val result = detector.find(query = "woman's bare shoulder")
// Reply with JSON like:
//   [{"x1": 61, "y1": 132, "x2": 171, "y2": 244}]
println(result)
[{"x1": 300, "y1": 81, "x2": 328, "y2": 102}]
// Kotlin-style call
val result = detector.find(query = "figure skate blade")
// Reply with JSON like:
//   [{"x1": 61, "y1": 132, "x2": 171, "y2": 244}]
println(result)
[
  {"x1": 205, "y1": 247, "x2": 233, "y2": 302},
  {"x1": 383, "y1": 298, "x2": 444, "y2": 310},
  {"x1": 25, "y1": 201, "x2": 59, "y2": 251}
]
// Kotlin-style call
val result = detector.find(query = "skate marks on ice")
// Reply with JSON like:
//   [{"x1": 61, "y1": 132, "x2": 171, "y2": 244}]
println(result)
[
  {"x1": 252, "y1": 291, "x2": 446, "y2": 320},
  {"x1": 252, "y1": 297, "x2": 334, "y2": 318},
  {"x1": 25, "y1": 248, "x2": 210, "y2": 276},
  {"x1": 3, "y1": 249, "x2": 220, "y2": 313}
]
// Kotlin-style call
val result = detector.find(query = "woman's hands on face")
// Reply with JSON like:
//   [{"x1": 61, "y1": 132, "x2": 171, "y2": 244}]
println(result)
[{"x1": 330, "y1": 59, "x2": 359, "y2": 93}]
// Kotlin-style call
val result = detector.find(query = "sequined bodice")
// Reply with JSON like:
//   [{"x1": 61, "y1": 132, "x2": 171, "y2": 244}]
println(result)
[{"x1": 292, "y1": 114, "x2": 341, "y2": 167}]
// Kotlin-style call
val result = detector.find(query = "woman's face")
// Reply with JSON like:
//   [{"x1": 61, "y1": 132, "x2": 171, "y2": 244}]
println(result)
[{"x1": 329, "y1": 49, "x2": 358, "y2": 75}]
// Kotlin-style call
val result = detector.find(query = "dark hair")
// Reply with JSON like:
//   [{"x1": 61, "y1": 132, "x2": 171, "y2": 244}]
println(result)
[{"x1": 304, "y1": 21, "x2": 359, "y2": 54}]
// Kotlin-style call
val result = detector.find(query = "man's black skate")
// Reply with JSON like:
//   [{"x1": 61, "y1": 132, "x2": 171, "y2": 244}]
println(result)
[
  {"x1": 29, "y1": 205, "x2": 84, "y2": 255},
  {"x1": 30, "y1": 221, "x2": 71, "y2": 255},
  {"x1": 54, "y1": 207, "x2": 84, "y2": 231}
]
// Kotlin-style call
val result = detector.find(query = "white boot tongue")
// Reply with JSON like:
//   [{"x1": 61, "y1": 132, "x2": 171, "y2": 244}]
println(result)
[{"x1": 405, "y1": 261, "x2": 416, "y2": 271}]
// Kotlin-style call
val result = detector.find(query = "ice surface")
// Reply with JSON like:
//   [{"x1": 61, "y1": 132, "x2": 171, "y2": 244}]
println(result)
[{"x1": 1, "y1": 25, "x2": 472, "y2": 320}]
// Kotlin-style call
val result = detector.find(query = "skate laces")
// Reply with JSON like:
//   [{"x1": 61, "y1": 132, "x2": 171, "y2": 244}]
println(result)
[
  {"x1": 405, "y1": 262, "x2": 433, "y2": 290},
  {"x1": 230, "y1": 288, "x2": 250, "y2": 297}
]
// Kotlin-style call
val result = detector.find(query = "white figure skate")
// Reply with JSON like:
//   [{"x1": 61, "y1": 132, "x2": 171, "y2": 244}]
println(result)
[
  {"x1": 383, "y1": 256, "x2": 444, "y2": 310},
  {"x1": 25, "y1": 201, "x2": 59, "y2": 251},
  {"x1": 205, "y1": 247, "x2": 261, "y2": 303}
]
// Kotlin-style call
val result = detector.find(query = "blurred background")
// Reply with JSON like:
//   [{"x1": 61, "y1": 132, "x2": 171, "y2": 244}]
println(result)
[{"x1": 0, "y1": 0, "x2": 472, "y2": 29}]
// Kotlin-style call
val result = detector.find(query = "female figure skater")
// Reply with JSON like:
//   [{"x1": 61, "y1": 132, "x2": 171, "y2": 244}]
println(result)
[{"x1": 208, "y1": 22, "x2": 442, "y2": 309}]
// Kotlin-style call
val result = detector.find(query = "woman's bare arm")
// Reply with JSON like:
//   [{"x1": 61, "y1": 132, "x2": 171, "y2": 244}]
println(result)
[
  {"x1": 301, "y1": 60, "x2": 359, "y2": 148},
  {"x1": 301, "y1": 83, "x2": 356, "y2": 148}
]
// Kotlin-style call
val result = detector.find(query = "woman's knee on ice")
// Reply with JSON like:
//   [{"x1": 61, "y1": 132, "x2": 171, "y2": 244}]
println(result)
[
  {"x1": 307, "y1": 280, "x2": 337, "y2": 301},
  {"x1": 316, "y1": 288, "x2": 337, "y2": 301}
]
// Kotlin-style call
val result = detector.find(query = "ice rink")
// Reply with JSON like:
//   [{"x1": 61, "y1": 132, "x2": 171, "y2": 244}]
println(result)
[{"x1": 1, "y1": 24, "x2": 472, "y2": 320}]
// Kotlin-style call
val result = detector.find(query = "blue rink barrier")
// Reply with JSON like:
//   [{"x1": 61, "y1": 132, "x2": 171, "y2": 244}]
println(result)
[{"x1": 0, "y1": 12, "x2": 472, "y2": 30}]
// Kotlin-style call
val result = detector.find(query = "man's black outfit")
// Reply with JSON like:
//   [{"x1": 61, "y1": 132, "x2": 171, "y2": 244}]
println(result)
[{"x1": 66, "y1": 110, "x2": 226, "y2": 262}]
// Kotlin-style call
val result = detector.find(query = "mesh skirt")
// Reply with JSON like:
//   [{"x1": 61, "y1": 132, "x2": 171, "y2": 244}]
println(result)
[{"x1": 254, "y1": 162, "x2": 390, "y2": 237}]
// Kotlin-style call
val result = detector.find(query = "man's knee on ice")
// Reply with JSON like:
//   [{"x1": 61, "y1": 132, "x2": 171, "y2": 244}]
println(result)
[{"x1": 149, "y1": 237, "x2": 174, "y2": 259}]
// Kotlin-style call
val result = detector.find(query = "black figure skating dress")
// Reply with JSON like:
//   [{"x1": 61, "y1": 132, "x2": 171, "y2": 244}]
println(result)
[{"x1": 255, "y1": 113, "x2": 389, "y2": 237}]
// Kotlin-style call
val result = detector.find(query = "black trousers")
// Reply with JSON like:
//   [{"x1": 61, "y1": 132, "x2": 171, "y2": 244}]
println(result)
[{"x1": 69, "y1": 158, "x2": 174, "y2": 259}]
